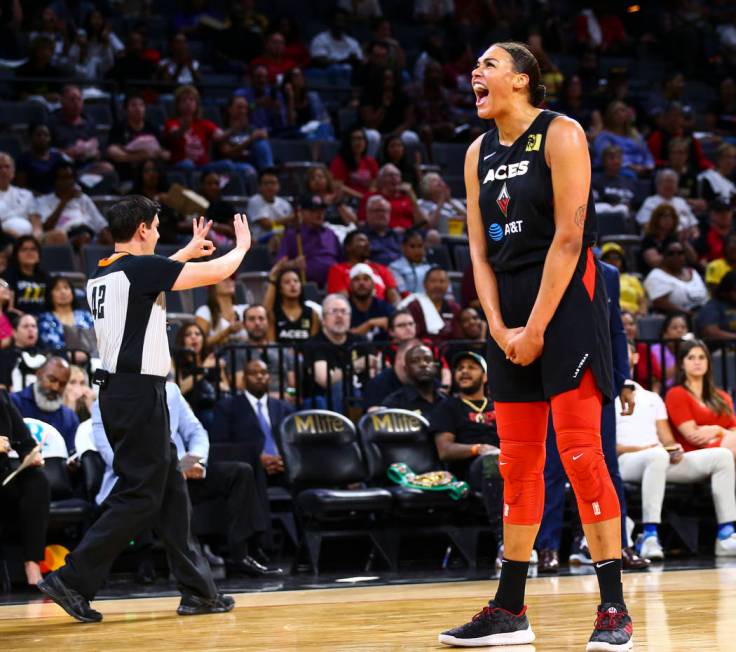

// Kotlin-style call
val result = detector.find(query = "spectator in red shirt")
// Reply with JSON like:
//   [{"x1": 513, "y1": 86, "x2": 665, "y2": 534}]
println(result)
[
  {"x1": 251, "y1": 32, "x2": 297, "y2": 84},
  {"x1": 164, "y1": 85, "x2": 226, "y2": 170},
  {"x1": 359, "y1": 164, "x2": 428, "y2": 230},
  {"x1": 575, "y1": 7, "x2": 627, "y2": 53},
  {"x1": 272, "y1": 16, "x2": 310, "y2": 68},
  {"x1": 648, "y1": 102, "x2": 713, "y2": 171},
  {"x1": 665, "y1": 339, "x2": 736, "y2": 458},
  {"x1": 329, "y1": 127, "x2": 379, "y2": 199},
  {"x1": 326, "y1": 230, "x2": 399, "y2": 304},
  {"x1": 699, "y1": 201, "x2": 734, "y2": 263}
]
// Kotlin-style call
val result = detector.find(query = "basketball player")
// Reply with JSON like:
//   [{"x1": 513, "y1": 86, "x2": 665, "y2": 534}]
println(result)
[
  {"x1": 438, "y1": 43, "x2": 633, "y2": 650},
  {"x1": 38, "y1": 196, "x2": 251, "y2": 622}
]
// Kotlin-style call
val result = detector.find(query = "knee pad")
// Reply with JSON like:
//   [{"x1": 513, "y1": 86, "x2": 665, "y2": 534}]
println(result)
[
  {"x1": 558, "y1": 433, "x2": 620, "y2": 523},
  {"x1": 499, "y1": 440, "x2": 546, "y2": 525}
]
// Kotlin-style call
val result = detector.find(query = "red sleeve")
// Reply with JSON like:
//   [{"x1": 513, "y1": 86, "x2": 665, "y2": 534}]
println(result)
[
  {"x1": 665, "y1": 386, "x2": 696, "y2": 426},
  {"x1": 376, "y1": 264, "x2": 397, "y2": 290},
  {"x1": 692, "y1": 138, "x2": 714, "y2": 170},
  {"x1": 364, "y1": 156, "x2": 379, "y2": 179},
  {"x1": 329, "y1": 155, "x2": 348, "y2": 183},
  {"x1": 647, "y1": 132, "x2": 666, "y2": 167},
  {"x1": 326, "y1": 264, "x2": 348, "y2": 295},
  {"x1": 164, "y1": 118, "x2": 179, "y2": 135}
]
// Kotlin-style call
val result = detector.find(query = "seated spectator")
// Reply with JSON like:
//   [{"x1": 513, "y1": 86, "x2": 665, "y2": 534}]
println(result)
[
  {"x1": 35, "y1": 161, "x2": 111, "y2": 247},
  {"x1": 636, "y1": 169, "x2": 699, "y2": 233},
  {"x1": 106, "y1": 29, "x2": 158, "y2": 87},
  {"x1": 361, "y1": 164, "x2": 428, "y2": 230},
  {"x1": 380, "y1": 133, "x2": 420, "y2": 191},
  {"x1": 697, "y1": 201, "x2": 735, "y2": 263},
  {"x1": 360, "y1": 195, "x2": 402, "y2": 266},
  {"x1": 364, "y1": 337, "x2": 419, "y2": 411},
  {"x1": 264, "y1": 258, "x2": 320, "y2": 343},
  {"x1": 592, "y1": 145, "x2": 637, "y2": 221},
  {"x1": 616, "y1": 342, "x2": 736, "y2": 560},
  {"x1": 0, "y1": 152, "x2": 41, "y2": 239},
  {"x1": 368, "y1": 17, "x2": 406, "y2": 71},
  {"x1": 403, "y1": 266, "x2": 461, "y2": 342},
  {"x1": 305, "y1": 165, "x2": 357, "y2": 231},
  {"x1": 0, "y1": 389, "x2": 49, "y2": 585},
  {"x1": 48, "y1": 85, "x2": 114, "y2": 177},
  {"x1": 326, "y1": 230, "x2": 398, "y2": 303},
  {"x1": 11, "y1": 356, "x2": 78, "y2": 454},
  {"x1": 698, "y1": 144, "x2": 736, "y2": 207},
  {"x1": 272, "y1": 16, "x2": 310, "y2": 67},
  {"x1": 106, "y1": 94, "x2": 170, "y2": 182},
  {"x1": 698, "y1": 271, "x2": 736, "y2": 342},
  {"x1": 218, "y1": 96, "x2": 274, "y2": 173},
  {"x1": 0, "y1": 314, "x2": 46, "y2": 390},
  {"x1": 445, "y1": 307, "x2": 487, "y2": 361},
  {"x1": 666, "y1": 137, "x2": 705, "y2": 213},
  {"x1": 382, "y1": 343, "x2": 443, "y2": 416},
  {"x1": 621, "y1": 310, "x2": 638, "y2": 342},
  {"x1": 600, "y1": 242, "x2": 647, "y2": 315},
  {"x1": 172, "y1": 322, "x2": 230, "y2": 427},
  {"x1": 389, "y1": 229, "x2": 432, "y2": 297},
  {"x1": 245, "y1": 168, "x2": 293, "y2": 243},
  {"x1": 552, "y1": 73, "x2": 601, "y2": 136},
  {"x1": 199, "y1": 172, "x2": 236, "y2": 246},
  {"x1": 75, "y1": 9, "x2": 123, "y2": 77},
  {"x1": 417, "y1": 172, "x2": 467, "y2": 236},
  {"x1": 705, "y1": 77, "x2": 736, "y2": 138},
  {"x1": 14, "y1": 35, "x2": 63, "y2": 101},
  {"x1": 360, "y1": 67, "x2": 417, "y2": 139},
  {"x1": 130, "y1": 158, "x2": 179, "y2": 244},
  {"x1": 666, "y1": 340, "x2": 736, "y2": 459},
  {"x1": 639, "y1": 312, "x2": 689, "y2": 394},
  {"x1": 15, "y1": 124, "x2": 67, "y2": 196},
  {"x1": 63, "y1": 365, "x2": 94, "y2": 422},
  {"x1": 214, "y1": 2, "x2": 267, "y2": 69},
  {"x1": 164, "y1": 85, "x2": 227, "y2": 170},
  {"x1": 706, "y1": 234, "x2": 736, "y2": 291},
  {"x1": 235, "y1": 65, "x2": 288, "y2": 135},
  {"x1": 94, "y1": 380, "x2": 282, "y2": 576},
  {"x1": 329, "y1": 127, "x2": 379, "y2": 199},
  {"x1": 2, "y1": 236, "x2": 49, "y2": 315},
  {"x1": 277, "y1": 195, "x2": 340, "y2": 287},
  {"x1": 644, "y1": 242, "x2": 707, "y2": 315},
  {"x1": 252, "y1": 31, "x2": 297, "y2": 84},
  {"x1": 592, "y1": 101, "x2": 654, "y2": 177},
  {"x1": 157, "y1": 32, "x2": 202, "y2": 85},
  {"x1": 648, "y1": 102, "x2": 713, "y2": 171},
  {"x1": 37, "y1": 276, "x2": 95, "y2": 355},
  {"x1": 347, "y1": 263, "x2": 395, "y2": 341},
  {"x1": 195, "y1": 277, "x2": 248, "y2": 349},
  {"x1": 309, "y1": 10, "x2": 362, "y2": 70},
  {"x1": 638, "y1": 203, "x2": 697, "y2": 275},
  {"x1": 0, "y1": 279, "x2": 13, "y2": 348}
]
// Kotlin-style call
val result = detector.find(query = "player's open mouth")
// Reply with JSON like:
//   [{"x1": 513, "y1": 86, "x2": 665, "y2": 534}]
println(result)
[{"x1": 473, "y1": 83, "x2": 489, "y2": 107}]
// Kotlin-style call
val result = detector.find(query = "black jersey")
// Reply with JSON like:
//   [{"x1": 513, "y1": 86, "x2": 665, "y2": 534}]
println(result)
[
  {"x1": 477, "y1": 110, "x2": 597, "y2": 273},
  {"x1": 86, "y1": 252, "x2": 184, "y2": 376},
  {"x1": 273, "y1": 302, "x2": 313, "y2": 343}
]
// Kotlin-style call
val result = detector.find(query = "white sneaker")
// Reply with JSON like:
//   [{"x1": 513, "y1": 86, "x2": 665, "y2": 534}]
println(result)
[
  {"x1": 529, "y1": 549, "x2": 538, "y2": 565},
  {"x1": 715, "y1": 533, "x2": 736, "y2": 556},
  {"x1": 637, "y1": 534, "x2": 664, "y2": 560}
]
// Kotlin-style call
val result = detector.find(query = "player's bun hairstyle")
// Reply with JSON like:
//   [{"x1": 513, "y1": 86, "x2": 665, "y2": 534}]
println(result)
[
  {"x1": 494, "y1": 41, "x2": 546, "y2": 107},
  {"x1": 107, "y1": 195, "x2": 160, "y2": 243}
]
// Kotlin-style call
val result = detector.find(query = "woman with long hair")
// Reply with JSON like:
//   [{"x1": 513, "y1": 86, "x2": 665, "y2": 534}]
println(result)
[
  {"x1": 305, "y1": 165, "x2": 357, "y2": 228},
  {"x1": 635, "y1": 312, "x2": 689, "y2": 394},
  {"x1": 2, "y1": 236, "x2": 49, "y2": 315},
  {"x1": 638, "y1": 203, "x2": 681, "y2": 274},
  {"x1": 665, "y1": 339, "x2": 736, "y2": 459},
  {"x1": 263, "y1": 258, "x2": 319, "y2": 343},
  {"x1": 592, "y1": 100, "x2": 654, "y2": 177},
  {"x1": 37, "y1": 276, "x2": 95, "y2": 355},
  {"x1": 194, "y1": 277, "x2": 248, "y2": 349},
  {"x1": 380, "y1": 133, "x2": 420, "y2": 190},
  {"x1": 329, "y1": 126, "x2": 379, "y2": 198},
  {"x1": 442, "y1": 41, "x2": 632, "y2": 648}
]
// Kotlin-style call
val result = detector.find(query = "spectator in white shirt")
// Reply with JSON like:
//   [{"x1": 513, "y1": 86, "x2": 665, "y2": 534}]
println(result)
[
  {"x1": 616, "y1": 342, "x2": 736, "y2": 559},
  {"x1": 0, "y1": 153, "x2": 41, "y2": 238},
  {"x1": 245, "y1": 169, "x2": 293, "y2": 243},
  {"x1": 309, "y1": 11, "x2": 362, "y2": 69},
  {"x1": 643, "y1": 241, "x2": 708, "y2": 315},
  {"x1": 636, "y1": 168, "x2": 699, "y2": 232},
  {"x1": 35, "y1": 160, "x2": 111, "y2": 248},
  {"x1": 157, "y1": 32, "x2": 201, "y2": 85}
]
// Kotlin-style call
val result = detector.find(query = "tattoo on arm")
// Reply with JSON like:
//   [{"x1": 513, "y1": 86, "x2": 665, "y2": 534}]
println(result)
[{"x1": 574, "y1": 204, "x2": 587, "y2": 230}]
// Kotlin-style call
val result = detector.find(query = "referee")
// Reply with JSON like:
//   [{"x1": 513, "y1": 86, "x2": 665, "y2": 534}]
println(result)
[{"x1": 38, "y1": 195, "x2": 251, "y2": 622}]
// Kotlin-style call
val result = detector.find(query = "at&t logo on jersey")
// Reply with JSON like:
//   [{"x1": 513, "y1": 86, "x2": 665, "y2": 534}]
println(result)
[
  {"x1": 482, "y1": 160, "x2": 529, "y2": 184},
  {"x1": 488, "y1": 219, "x2": 524, "y2": 242}
]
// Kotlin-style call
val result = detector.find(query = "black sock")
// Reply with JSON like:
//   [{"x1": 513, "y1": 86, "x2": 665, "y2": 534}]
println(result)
[
  {"x1": 493, "y1": 558, "x2": 529, "y2": 614},
  {"x1": 594, "y1": 558, "x2": 625, "y2": 606}
]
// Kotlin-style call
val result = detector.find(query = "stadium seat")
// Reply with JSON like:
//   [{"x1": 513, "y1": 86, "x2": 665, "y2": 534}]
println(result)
[
  {"x1": 85, "y1": 103, "x2": 113, "y2": 129},
  {"x1": 427, "y1": 244, "x2": 453, "y2": 271},
  {"x1": 237, "y1": 271, "x2": 269, "y2": 304},
  {"x1": 269, "y1": 139, "x2": 313, "y2": 164},
  {"x1": 453, "y1": 246, "x2": 471, "y2": 272},
  {"x1": 636, "y1": 314, "x2": 666, "y2": 340},
  {"x1": 145, "y1": 104, "x2": 168, "y2": 130},
  {"x1": 0, "y1": 101, "x2": 47, "y2": 131},
  {"x1": 279, "y1": 410, "x2": 394, "y2": 573},
  {"x1": 81, "y1": 244, "x2": 114, "y2": 278},
  {"x1": 0, "y1": 133, "x2": 23, "y2": 160},
  {"x1": 236, "y1": 243, "x2": 272, "y2": 273},
  {"x1": 597, "y1": 210, "x2": 628, "y2": 238},
  {"x1": 40, "y1": 243, "x2": 77, "y2": 273}
]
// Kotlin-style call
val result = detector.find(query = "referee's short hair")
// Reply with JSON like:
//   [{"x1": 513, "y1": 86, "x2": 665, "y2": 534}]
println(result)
[{"x1": 108, "y1": 195, "x2": 160, "y2": 242}]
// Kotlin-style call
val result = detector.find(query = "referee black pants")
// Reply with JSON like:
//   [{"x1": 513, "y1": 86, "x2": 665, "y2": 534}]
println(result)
[{"x1": 58, "y1": 374, "x2": 217, "y2": 601}]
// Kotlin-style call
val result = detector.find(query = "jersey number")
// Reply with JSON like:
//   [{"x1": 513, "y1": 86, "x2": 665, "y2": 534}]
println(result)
[{"x1": 91, "y1": 285, "x2": 106, "y2": 319}]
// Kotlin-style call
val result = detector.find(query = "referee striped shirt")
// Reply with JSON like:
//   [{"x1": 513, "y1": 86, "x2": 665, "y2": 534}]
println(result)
[{"x1": 86, "y1": 252, "x2": 184, "y2": 377}]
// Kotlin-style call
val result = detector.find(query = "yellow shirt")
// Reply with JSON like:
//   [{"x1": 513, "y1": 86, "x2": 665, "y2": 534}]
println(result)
[
  {"x1": 619, "y1": 273, "x2": 645, "y2": 314},
  {"x1": 705, "y1": 258, "x2": 732, "y2": 288}
]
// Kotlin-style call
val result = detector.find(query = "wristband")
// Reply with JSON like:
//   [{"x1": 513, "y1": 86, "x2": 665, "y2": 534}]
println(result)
[{"x1": 471, "y1": 444, "x2": 481, "y2": 457}]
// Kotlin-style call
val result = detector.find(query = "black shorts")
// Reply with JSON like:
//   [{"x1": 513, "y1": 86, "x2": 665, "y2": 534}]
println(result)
[{"x1": 486, "y1": 249, "x2": 613, "y2": 403}]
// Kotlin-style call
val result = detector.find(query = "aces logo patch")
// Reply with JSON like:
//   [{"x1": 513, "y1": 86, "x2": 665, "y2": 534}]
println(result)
[{"x1": 496, "y1": 182, "x2": 510, "y2": 217}]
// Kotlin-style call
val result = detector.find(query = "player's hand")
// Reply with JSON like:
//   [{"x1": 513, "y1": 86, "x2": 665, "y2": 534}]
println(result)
[
  {"x1": 619, "y1": 386, "x2": 635, "y2": 416},
  {"x1": 505, "y1": 327, "x2": 544, "y2": 366},
  {"x1": 233, "y1": 213, "x2": 252, "y2": 252},
  {"x1": 179, "y1": 217, "x2": 216, "y2": 261},
  {"x1": 490, "y1": 326, "x2": 523, "y2": 353}
]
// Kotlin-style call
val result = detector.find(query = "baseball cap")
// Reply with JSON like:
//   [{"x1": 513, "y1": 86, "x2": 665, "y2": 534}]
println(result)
[
  {"x1": 451, "y1": 350, "x2": 487, "y2": 374},
  {"x1": 297, "y1": 194, "x2": 326, "y2": 210},
  {"x1": 349, "y1": 262, "x2": 374, "y2": 279},
  {"x1": 600, "y1": 242, "x2": 624, "y2": 259}
]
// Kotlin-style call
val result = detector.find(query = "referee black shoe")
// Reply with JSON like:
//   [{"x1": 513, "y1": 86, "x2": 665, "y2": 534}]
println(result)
[
  {"x1": 438, "y1": 601, "x2": 535, "y2": 646},
  {"x1": 37, "y1": 573, "x2": 102, "y2": 623},
  {"x1": 177, "y1": 593, "x2": 235, "y2": 616},
  {"x1": 586, "y1": 603, "x2": 633, "y2": 651}
]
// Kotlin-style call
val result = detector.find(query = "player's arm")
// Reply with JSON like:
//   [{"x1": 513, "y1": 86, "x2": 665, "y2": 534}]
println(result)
[
  {"x1": 507, "y1": 117, "x2": 589, "y2": 366},
  {"x1": 465, "y1": 135, "x2": 519, "y2": 351},
  {"x1": 171, "y1": 214, "x2": 251, "y2": 291},
  {"x1": 434, "y1": 431, "x2": 497, "y2": 461}
]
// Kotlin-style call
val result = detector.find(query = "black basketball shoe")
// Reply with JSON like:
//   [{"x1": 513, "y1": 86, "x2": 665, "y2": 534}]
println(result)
[
  {"x1": 177, "y1": 593, "x2": 235, "y2": 616},
  {"x1": 586, "y1": 603, "x2": 633, "y2": 651},
  {"x1": 37, "y1": 572, "x2": 102, "y2": 623},
  {"x1": 438, "y1": 601, "x2": 535, "y2": 647}
]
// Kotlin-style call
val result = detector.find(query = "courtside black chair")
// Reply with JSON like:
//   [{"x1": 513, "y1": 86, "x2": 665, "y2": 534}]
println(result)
[
  {"x1": 359, "y1": 409, "x2": 477, "y2": 569},
  {"x1": 280, "y1": 410, "x2": 394, "y2": 574}
]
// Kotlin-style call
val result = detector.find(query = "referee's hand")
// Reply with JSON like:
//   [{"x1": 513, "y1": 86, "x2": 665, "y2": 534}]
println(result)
[
  {"x1": 233, "y1": 212, "x2": 251, "y2": 252},
  {"x1": 176, "y1": 217, "x2": 216, "y2": 261}
]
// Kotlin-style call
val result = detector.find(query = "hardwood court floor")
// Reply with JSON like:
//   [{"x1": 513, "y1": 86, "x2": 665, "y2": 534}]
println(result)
[{"x1": 1, "y1": 568, "x2": 735, "y2": 651}]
